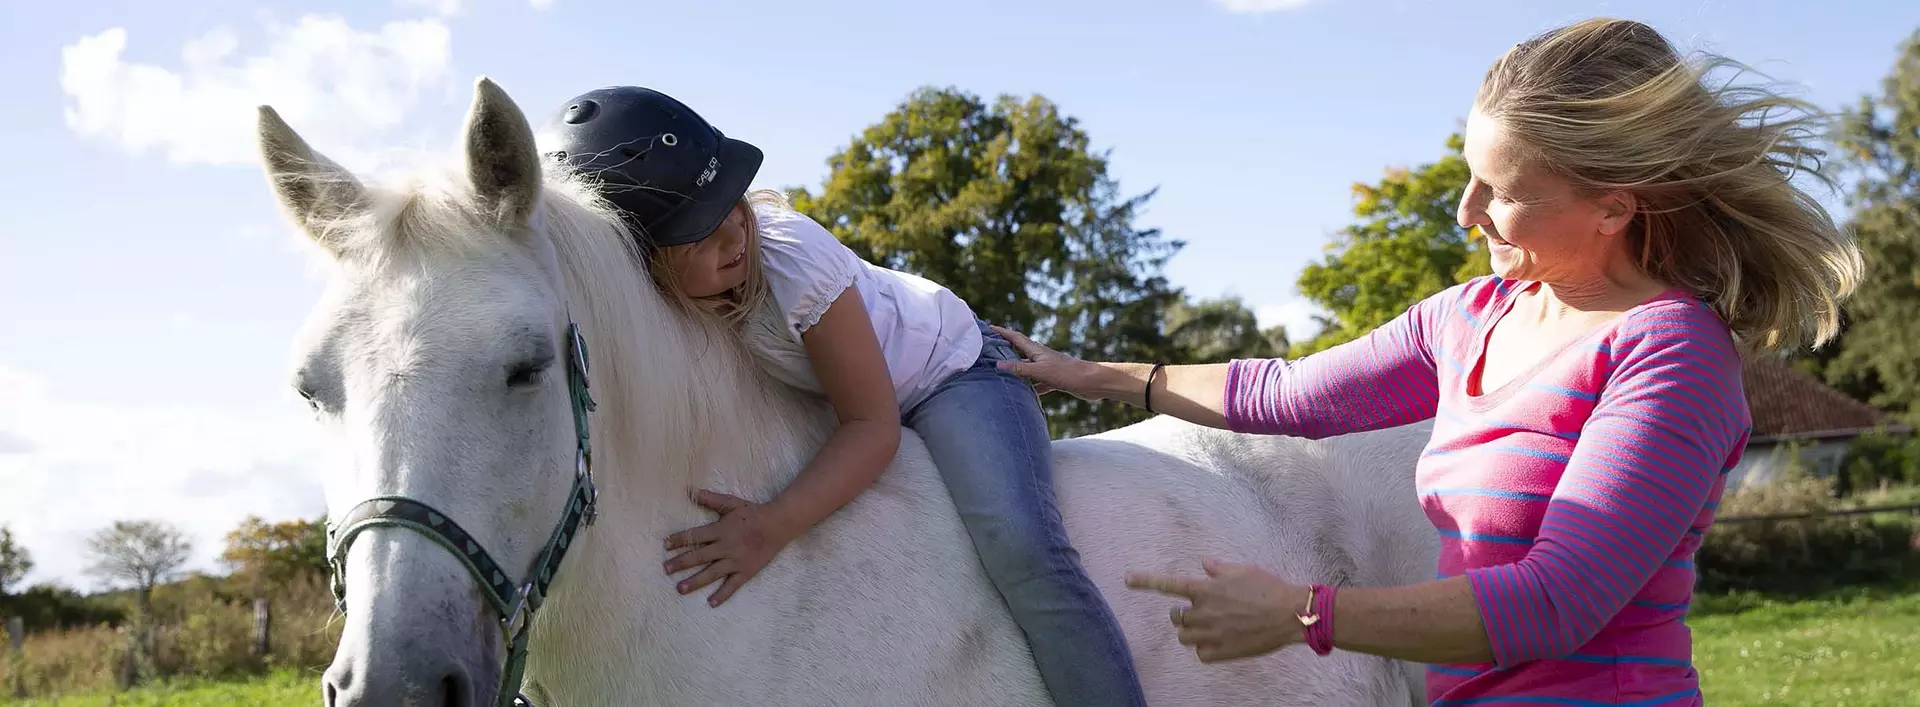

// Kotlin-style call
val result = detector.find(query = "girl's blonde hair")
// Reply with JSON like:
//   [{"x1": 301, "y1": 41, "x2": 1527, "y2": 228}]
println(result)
[
  {"x1": 1475, "y1": 17, "x2": 1864, "y2": 352},
  {"x1": 647, "y1": 188, "x2": 791, "y2": 327}
]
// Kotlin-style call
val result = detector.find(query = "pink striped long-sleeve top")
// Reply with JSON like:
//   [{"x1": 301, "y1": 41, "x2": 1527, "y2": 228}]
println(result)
[{"x1": 1224, "y1": 276, "x2": 1749, "y2": 706}]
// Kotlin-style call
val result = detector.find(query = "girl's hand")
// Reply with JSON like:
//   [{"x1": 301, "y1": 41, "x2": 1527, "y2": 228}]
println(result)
[
  {"x1": 663, "y1": 490, "x2": 797, "y2": 607},
  {"x1": 1127, "y1": 558, "x2": 1306, "y2": 663},
  {"x1": 989, "y1": 325, "x2": 1108, "y2": 401}
]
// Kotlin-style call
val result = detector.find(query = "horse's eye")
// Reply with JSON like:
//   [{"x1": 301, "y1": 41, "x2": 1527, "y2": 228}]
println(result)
[
  {"x1": 507, "y1": 361, "x2": 548, "y2": 388},
  {"x1": 291, "y1": 370, "x2": 324, "y2": 412}
]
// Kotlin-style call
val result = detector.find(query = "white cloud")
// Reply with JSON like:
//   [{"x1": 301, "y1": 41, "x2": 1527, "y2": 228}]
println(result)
[
  {"x1": 0, "y1": 429, "x2": 31, "y2": 455},
  {"x1": 1213, "y1": 0, "x2": 1314, "y2": 13},
  {"x1": 59, "y1": 14, "x2": 454, "y2": 169},
  {"x1": 1256, "y1": 298, "x2": 1326, "y2": 342},
  {"x1": 398, "y1": 0, "x2": 464, "y2": 16},
  {"x1": 0, "y1": 364, "x2": 330, "y2": 592},
  {"x1": 530, "y1": 0, "x2": 557, "y2": 9}
]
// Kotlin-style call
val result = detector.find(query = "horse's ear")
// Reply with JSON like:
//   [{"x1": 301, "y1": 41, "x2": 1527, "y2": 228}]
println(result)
[
  {"x1": 257, "y1": 105, "x2": 367, "y2": 250},
  {"x1": 462, "y1": 77, "x2": 542, "y2": 229}
]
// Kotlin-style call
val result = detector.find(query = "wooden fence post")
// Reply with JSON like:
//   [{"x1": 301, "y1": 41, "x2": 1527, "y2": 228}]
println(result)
[
  {"x1": 253, "y1": 598, "x2": 271, "y2": 660},
  {"x1": 117, "y1": 624, "x2": 137, "y2": 690},
  {"x1": 7, "y1": 616, "x2": 24, "y2": 698}
]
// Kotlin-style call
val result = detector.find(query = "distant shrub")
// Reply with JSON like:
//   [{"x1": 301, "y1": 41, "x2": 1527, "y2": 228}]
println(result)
[
  {"x1": 1699, "y1": 446, "x2": 1919, "y2": 595},
  {"x1": 1837, "y1": 428, "x2": 1920, "y2": 496}
]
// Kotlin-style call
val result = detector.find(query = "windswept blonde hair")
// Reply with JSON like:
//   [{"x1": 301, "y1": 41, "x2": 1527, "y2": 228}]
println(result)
[
  {"x1": 1475, "y1": 17, "x2": 1864, "y2": 352},
  {"x1": 647, "y1": 188, "x2": 792, "y2": 328}
]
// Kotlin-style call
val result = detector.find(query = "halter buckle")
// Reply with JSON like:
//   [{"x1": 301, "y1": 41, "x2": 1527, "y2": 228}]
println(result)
[
  {"x1": 577, "y1": 450, "x2": 600, "y2": 527},
  {"x1": 503, "y1": 582, "x2": 536, "y2": 638}
]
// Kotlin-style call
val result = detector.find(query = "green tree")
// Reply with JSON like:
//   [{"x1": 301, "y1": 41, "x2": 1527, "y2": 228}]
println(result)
[
  {"x1": 218, "y1": 515, "x2": 327, "y2": 597},
  {"x1": 790, "y1": 87, "x2": 1194, "y2": 436},
  {"x1": 1165, "y1": 296, "x2": 1289, "y2": 362},
  {"x1": 1817, "y1": 29, "x2": 1920, "y2": 424},
  {"x1": 1293, "y1": 133, "x2": 1489, "y2": 355},
  {"x1": 0, "y1": 525, "x2": 30, "y2": 596}
]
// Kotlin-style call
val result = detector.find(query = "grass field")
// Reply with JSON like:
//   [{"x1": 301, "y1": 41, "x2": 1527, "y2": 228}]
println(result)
[
  {"x1": 7, "y1": 587, "x2": 1916, "y2": 706},
  {"x1": 3, "y1": 668, "x2": 314, "y2": 706},
  {"x1": 1692, "y1": 582, "x2": 1920, "y2": 705}
]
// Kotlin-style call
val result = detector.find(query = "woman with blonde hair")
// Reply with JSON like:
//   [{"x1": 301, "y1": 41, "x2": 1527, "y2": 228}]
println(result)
[{"x1": 997, "y1": 17, "x2": 1863, "y2": 705}]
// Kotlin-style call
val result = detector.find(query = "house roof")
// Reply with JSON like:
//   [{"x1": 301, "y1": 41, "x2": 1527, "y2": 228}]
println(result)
[{"x1": 1741, "y1": 354, "x2": 1899, "y2": 441}]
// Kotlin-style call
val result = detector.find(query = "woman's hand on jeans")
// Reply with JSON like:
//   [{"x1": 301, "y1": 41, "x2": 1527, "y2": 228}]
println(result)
[{"x1": 989, "y1": 326, "x2": 1111, "y2": 401}]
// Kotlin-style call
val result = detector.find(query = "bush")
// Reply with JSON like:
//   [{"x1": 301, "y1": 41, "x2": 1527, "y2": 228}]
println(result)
[
  {"x1": 0, "y1": 623, "x2": 126, "y2": 698},
  {"x1": 154, "y1": 597, "x2": 259, "y2": 680},
  {"x1": 1837, "y1": 428, "x2": 1920, "y2": 495},
  {"x1": 0, "y1": 584, "x2": 125, "y2": 634},
  {"x1": 1699, "y1": 454, "x2": 1920, "y2": 595}
]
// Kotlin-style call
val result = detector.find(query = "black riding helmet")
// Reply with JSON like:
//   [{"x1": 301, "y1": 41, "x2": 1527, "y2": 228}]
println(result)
[{"x1": 534, "y1": 86, "x2": 764, "y2": 252}]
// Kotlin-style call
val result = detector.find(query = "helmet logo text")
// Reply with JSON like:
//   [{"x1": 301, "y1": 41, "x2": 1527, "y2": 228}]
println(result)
[{"x1": 696, "y1": 156, "x2": 720, "y2": 188}]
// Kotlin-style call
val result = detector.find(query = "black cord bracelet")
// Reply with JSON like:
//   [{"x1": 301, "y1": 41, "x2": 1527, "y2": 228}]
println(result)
[{"x1": 1144, "y1": 362, "x2": 1166, "y2": 413}]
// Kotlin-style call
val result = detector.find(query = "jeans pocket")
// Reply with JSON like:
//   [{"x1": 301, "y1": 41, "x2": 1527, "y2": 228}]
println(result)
[{"x1": 975, "y1": 320, "x2": 1021, "y2": 363}]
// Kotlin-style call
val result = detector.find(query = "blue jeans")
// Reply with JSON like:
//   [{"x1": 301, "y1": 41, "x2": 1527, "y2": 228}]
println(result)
[{"x1": 903, "y1": 320, "x2": 1147, "y2": 707}]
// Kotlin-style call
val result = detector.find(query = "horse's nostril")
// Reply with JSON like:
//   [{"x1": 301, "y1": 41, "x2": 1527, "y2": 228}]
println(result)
[
  {"x1": 442, "y1": 671, "x2": 470, "y2": 707},
  {"x1": 325, "y1": 679, "x2": 339, "y2": 706}
]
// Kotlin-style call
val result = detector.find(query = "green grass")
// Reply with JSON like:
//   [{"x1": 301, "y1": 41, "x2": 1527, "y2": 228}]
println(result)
[
  {"x1": 4, "y1": 668, "x2": 316, "y2": 706},
  {"x1": 1693, "y1": 581, "x2": 1920, "y2": 705},
  {"x1": 6, "y1": 585, "x2": 1917, "y2": 706}
]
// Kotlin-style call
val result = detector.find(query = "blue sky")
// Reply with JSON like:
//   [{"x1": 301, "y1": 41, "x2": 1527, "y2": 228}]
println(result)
[{"x1": 2, "y1": 0, "x2": 1915, "y2": 590}]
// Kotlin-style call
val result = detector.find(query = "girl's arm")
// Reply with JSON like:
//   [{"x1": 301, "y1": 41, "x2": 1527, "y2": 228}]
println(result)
[
  {"x1": 664, "y1": 284, "x2": 900, "y2": 606},
  {"x1": 767, "y1": 284, "x2": 902, "y2": 539}
]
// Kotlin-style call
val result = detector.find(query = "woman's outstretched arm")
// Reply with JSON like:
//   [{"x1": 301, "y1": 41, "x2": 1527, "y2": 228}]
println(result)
[{"x1": 991, "y1": 287, "x2": 1452, "y2": 439}]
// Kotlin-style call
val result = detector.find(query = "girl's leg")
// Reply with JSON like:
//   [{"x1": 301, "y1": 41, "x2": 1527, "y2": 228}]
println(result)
[{"x1": 904, "y1": 323, "x2": 1147, "y2": 707}]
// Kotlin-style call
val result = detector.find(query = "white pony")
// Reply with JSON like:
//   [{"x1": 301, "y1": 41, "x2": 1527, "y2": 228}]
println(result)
[{"x1": 262, "y1": 77, "x2": 1439, "y2": 707}]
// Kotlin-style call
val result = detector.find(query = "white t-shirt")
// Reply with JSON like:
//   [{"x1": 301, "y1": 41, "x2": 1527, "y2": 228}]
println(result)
[{"x1": 742, "y1": 204, "x2": 985, "y2": 412}]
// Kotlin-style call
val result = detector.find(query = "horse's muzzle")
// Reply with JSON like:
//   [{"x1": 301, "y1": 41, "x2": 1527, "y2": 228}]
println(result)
[{"x1": 324, "y1": 649, "x2": 483, "y2": 707}]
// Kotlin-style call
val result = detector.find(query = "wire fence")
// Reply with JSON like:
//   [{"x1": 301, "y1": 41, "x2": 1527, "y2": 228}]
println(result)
[{"x1": 1713, "y1": 502, "x2": 1920, "y2": 525}]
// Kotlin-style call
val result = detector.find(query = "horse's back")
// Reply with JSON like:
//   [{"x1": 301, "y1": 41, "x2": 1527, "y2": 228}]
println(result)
[{"x1": 1048, "y1": 416, "x2": 1436, "y2": 706}]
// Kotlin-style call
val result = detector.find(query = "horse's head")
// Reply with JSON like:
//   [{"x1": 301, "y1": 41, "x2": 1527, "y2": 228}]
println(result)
[{"x1": 260, "y1": 77, "x2": 602, "y2": 707}]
